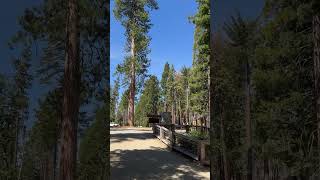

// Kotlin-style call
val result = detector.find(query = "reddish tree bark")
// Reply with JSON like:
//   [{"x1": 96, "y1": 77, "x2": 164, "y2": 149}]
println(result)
[
  {"x1": 128, "y1": 37, "x2": 135, "y2": 127},
  {"x1": 59, "y1": 0, "x2": 80, "y2": 179}
]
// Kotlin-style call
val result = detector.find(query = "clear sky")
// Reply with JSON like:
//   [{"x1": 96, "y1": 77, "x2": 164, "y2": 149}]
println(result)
[{"x1": 110, "y1": 0, "x2": 197, "y2": 92}]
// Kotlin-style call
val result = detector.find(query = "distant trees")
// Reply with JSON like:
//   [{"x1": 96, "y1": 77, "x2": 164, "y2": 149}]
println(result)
[
  {"x1": 20, "y1": 89, "x2": 62, "y2": 180},
  {"x1": 114, "y1": 0, "x2": 158, "y2": 126},
  {"x1": 0, "y1": 36, "x2": 33, "y2": 179},
  {"x1": 110, "y1": 78, "x2": 120, "y2": 123},
  {"x1": 160, "y1": 62, "x2": 170, "y2": 112},
  {"x1": 78, "y1": 107, "x2": 108, "y2": 180},
  {"x1": 135, "y1": 76, "x2": 160, "y2": 127},
  {"x1": 117, "y1": 89, "x2": 130, "y2": 126},
  {"x1": 189, "y1": 0, "x2": 210, "y2": 117}
]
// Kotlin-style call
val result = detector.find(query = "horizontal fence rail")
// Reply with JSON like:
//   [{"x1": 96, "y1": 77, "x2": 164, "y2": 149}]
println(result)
[{"x1": 152, "y1": 124, "x2": 210, "y2": 166}]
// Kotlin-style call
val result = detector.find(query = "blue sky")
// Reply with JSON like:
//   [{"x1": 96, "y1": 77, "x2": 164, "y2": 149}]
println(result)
[{"x1": 110, "y1": 0, "x2": 197, "y2": 93}]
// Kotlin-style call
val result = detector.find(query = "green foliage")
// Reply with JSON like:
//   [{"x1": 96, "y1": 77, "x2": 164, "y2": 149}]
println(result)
[
  {"x1": 78, "y1": 107, "x2": 108, "y2": 180},
  {"x1": 252, "y1": 0, "x2": 316, "y2": 176},
  {"x1": 160, "y1": 62, "x2": 170, "y2": 111},
  {"x1": 117, "y1": 89, "x2": 130, "y2": 125},
  {"x1": 4, "y1": 0, "x2": 109, "y2": 179},
  {"x1": 11, "y1": 0, "x2": 108, "y2": 102},
  {"x1": 110, "y1": 78, "x2": 120, "y2": 122},
  {"x1": 166, "y1": 65, "x2": 176, "y2": 109},
  {"x1": 210, "y1": 0, "x2": 319, "y2": 178},
  {"x1": 135, "y1": 75, "x2": 160, "y2": 127},
  {"x1": 114, "y1": 0, "x2": 158, "y2": 90},
  {"x1": 0, "y1": 29, "x2": 33, "y2": 179},
  {"x1": 0, "y1": 74, "x2": 18, "y2": 179},
  {"x1": 189, "y1": 0, "x2": 210, "y2": 115},
  {"x1": 19, "y1": 89, "x2": 62, "y2": 180},
  {"x1": 187, "y1": 130, "x2": 208, "y2": 140}
]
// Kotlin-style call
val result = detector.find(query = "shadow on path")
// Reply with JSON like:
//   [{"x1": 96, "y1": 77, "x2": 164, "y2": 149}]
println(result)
[
  {"x1": 111, "y1": 146, "x2": 208, "y2": 180},
  {"x1": 110, "y1": 132, "x2": 154, "y2": 143},
  {"x1": 110, "y1": 129, "x2": 209, "y2": 179}
]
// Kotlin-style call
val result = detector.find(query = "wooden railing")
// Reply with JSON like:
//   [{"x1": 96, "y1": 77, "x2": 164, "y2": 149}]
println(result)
[{"x1": 152, "y1": 124, "x2": 210, "y2": 166}]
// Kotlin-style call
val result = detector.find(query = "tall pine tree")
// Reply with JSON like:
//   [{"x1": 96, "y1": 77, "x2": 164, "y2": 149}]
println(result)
[
  {"x1": 114, "y1": 0, "x2": 158, "y2": 126},
  {"x1": 189, "y1": 0, "x2": 210, "y2": 117}
]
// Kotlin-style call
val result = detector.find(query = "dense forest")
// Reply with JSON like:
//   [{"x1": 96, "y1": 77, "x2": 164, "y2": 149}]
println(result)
[
  {"x1": 210, "y1": 0, "x2": 320, "y2": 179},
  {"x1": 1, "y1": 0, "x2": 320, "y2": 179},
  {"x1": 0, "y1": 0, "x2": 109, "y2": 179}
]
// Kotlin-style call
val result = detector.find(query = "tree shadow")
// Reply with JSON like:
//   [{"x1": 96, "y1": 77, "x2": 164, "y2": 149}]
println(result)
[
  {"x1": 110, "y1": 132, "x2": 155, "y2": 143},
  {"x1": 110, "y1": 127, "x2": 152, "y2": 132},
  {"x1": 110, "y1": 146, "x2": 209, "y2": 180}
]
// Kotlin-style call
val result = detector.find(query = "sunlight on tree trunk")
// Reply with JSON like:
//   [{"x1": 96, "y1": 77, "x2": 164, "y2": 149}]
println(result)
[{"x1": 128, "y1": 37, "x2": 136, "y2": 127}]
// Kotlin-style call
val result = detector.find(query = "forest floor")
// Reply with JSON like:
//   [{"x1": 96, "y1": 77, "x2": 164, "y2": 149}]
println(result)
[{"x1": 110, "y1": 127, "x2": 210, "y2": 180}]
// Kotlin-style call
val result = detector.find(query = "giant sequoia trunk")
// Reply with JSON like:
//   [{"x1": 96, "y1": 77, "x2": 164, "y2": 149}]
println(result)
[
  {"x1": 59, "y1": 0, "x2": 80, "y2": 179},
  {"x1": 128, "y1": 37, "x2": 135, "y2": 127},
  {"x1": 313, "y1": 14, "x2": 320, "y2": 163},
  {"x1": 245, "y1": 59, "x2": 253, "y2": 180}
]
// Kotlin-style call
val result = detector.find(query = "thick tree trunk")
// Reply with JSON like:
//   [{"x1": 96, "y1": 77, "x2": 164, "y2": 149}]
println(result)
[
  {"x1": 128, "y1": 37, "x2": 135, "y2": 127},
  {"x1": 313, "y1": 14, "x2": 320, "y2": 166},
  {"x1": 245, "y1": 59, "x2": 253, "y2": 180},
  {"x1": 59, "y1": 0, "x2": 80, "y2": 179}
]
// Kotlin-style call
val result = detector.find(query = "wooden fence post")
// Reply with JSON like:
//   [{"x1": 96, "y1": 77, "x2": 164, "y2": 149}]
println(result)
[
  {"x1": 160, "y1": 126, "x2": 163, "y2": 139},
  {"x1": 170, "y1": 124, "x2": 176, "y2": 148}
]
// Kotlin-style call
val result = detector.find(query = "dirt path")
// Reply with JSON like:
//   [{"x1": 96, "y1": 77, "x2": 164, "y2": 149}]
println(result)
[{"x1": 110, "y1": 128, "x2": 210, "y2": 180}]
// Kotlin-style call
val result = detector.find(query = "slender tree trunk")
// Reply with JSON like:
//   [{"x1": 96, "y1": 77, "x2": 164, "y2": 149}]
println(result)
[
  {"x1": 172, "y1": 100, "x2": 175, "y2": 124},
  {"x1": 179, "y1": 99, "x2": 182, "y2": 125},
  {"x1": 313, "y1": 14, "x2": 320, "y2": 167},
  {"x1": 174, "y1": 89, "x2": 177, "y2": 124},
  {"x1": 221, "y1": 105, "x2": 230, "y2": 180},
  {"x1": 14, "y1": 115, "x2": 19, "y2": 170},
  {"x1": 17, "y1": 126, "x2": 26, "y2": 180},
  {"x1": 263, "y1": 158, "x2": 269, "y2": 180},
  {"x1": 59, "y1": 0, "x2": 80, "y2": 179},
  {"x1": 186, "y1": 85, "x2": 190, "y2": 124},
  {"x1": 245, "y1": 59, "x2": 253, "y2": 180},
  {"x1": 128, "y1": 37, "x2": 135, "y2": 126}
]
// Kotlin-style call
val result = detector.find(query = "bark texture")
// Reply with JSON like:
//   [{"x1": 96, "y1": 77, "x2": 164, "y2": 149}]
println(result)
[
  {"x1": 59, "y1": 0, "x2": 80, "y2": 179},
  {"x1": 128, "y1": 37, "x2": 135, "y2": 126}
]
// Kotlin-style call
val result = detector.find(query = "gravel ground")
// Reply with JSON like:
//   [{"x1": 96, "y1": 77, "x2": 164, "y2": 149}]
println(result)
[{"x1": 110, "y1": 127, "x2": 210, "y2": 180}]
